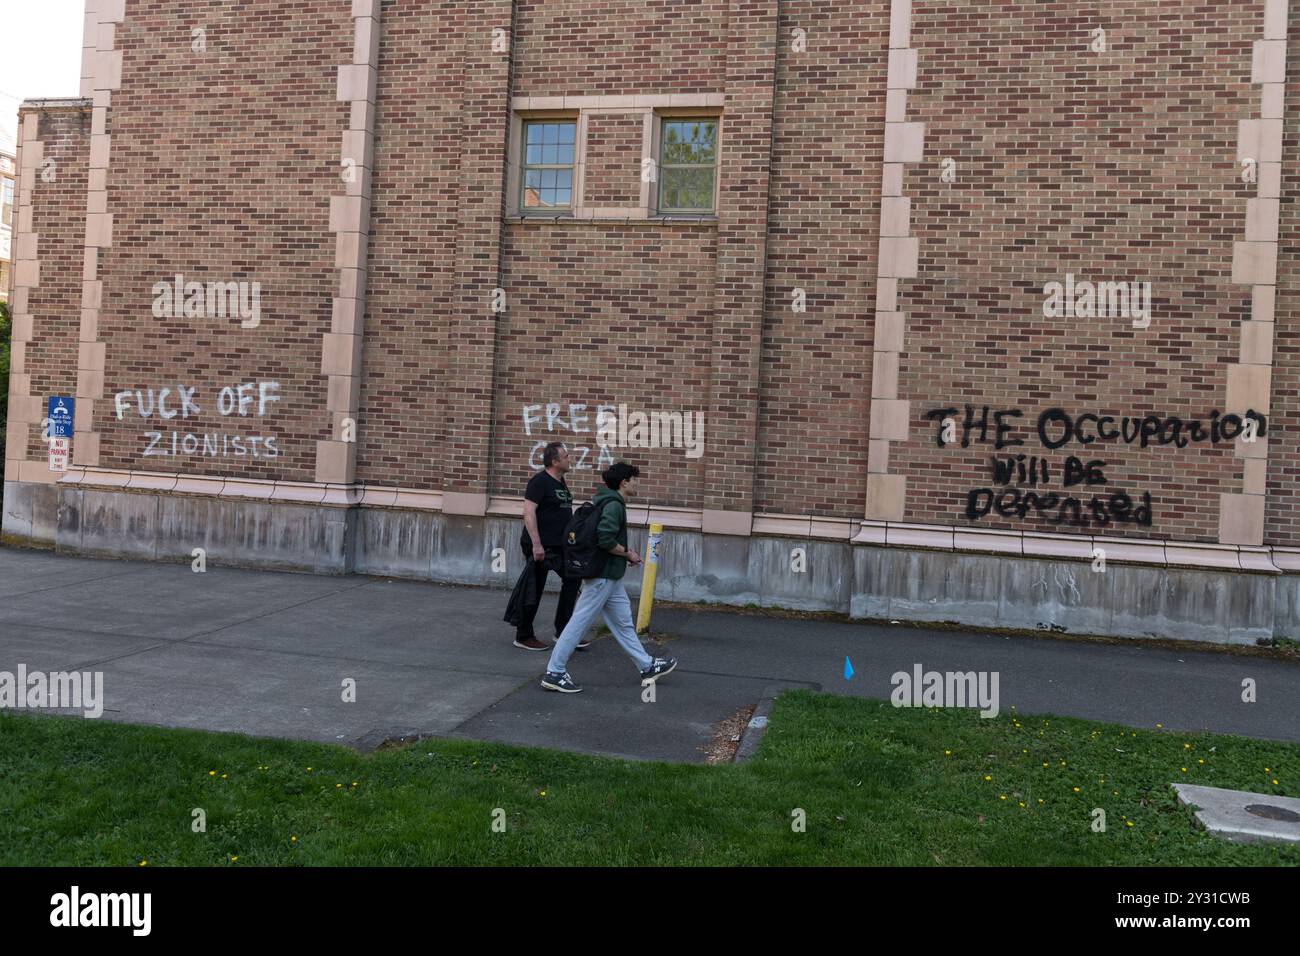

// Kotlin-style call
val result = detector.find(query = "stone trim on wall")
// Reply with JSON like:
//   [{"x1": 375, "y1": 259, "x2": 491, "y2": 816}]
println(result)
[
  {"x1": 318, "y1": 0, "x2": 383, "y2": 485},
  {"x1": 1221, "y1": 0, "x2": 1289, "y2": 547},
  {"x1": 4, "y1": 111, "x2": 45, "y2": 485},
  {"x1": 864, "y1": 0, "x2": 920, "y2": 523},
  {"x1": 72, "y1": 0, "x2": 126, "y2": 472}
]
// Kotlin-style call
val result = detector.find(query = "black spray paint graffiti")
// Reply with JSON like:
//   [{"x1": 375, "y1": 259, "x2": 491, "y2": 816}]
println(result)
[{"x1": 924, "y1": 405, "x2": 1268, "y2": 530}]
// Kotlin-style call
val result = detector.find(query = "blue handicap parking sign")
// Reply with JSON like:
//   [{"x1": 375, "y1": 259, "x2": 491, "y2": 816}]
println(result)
[{"x1": 48, "y1": 396, "x2": 75, "y2": 439}]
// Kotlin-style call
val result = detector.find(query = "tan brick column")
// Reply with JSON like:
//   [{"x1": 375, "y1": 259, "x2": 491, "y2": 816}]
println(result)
[
  {"x1": 1221, "y1": 0, "x2": 1288, "y2": 546},
  {"x1": 4, "y1": 112, "x2": 44, "y2": 485},
  {"x1": 701, "y1": 0, "x2": 780, "y2": 537},
  {"x1": 317, "y1": 0, "x2": 383, "y2": 485},
  {"x1": 864, "y1": 0, "x2": 921, "y2": 523},
  {"x1": 73, "y1": 0, "x2": 125, "y2": 468}
]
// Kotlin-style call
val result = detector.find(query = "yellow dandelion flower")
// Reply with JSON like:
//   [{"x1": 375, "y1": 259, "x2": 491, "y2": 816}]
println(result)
[
  {"x1": 336, "y1": 783, "x2": 343, "y2": 788},
  {"x1": 230, "y1": 855, "x2": 238, "y2": 862},
  {"x1": 1184, "y1": 743, "x2": 1191, "y2": 750},
  {"x1": 983, "y1": 775, "x2": 992, "y2": 781},
  {"x1": 1156, "y1": 723, "x2": 1163, "y2": 728},
  {"x1": 1265, "y1": 767, "x2": 1271, "y2": 773},
  {"x1": 208, "y1": 771, "x2": 216, "y2": 777},
  {"x1": 1037, "y1": 799, "x2": 1044, "y2": 804},
  {"x1": 1198, "y1": 759, "x2": 1205, "y2": 765},
  {"x1": 1072, "y1": 787, "x2": 1080, "y2": 793},
  {"x1": 1181, "y1": 767, "x2": 1187, "y2": 773},
  {"x1": 945, "y1": 750, "x2": 951, "y2": 756},
  {"x1": 306, "y1": 767, "x2": 312, "y2": 772},
  {"x1": 1125, "y1": 821, "x2": 1134, "y2": 828},
  {"x1": 352, "y1": 782, "x2": 358, "y2": 787},
  {"x1": 221, "y1": 774, "x2": 227, "y2": 779},
  {"x1": 291, "y1": 836, "x2": 298, "y2": 843},
  {"x1": 999, "y1": 795, "x2": 1007, "y2": 801},
  {"x1": 1042, "y1": 762, "x2": 1049, "y2": 768},
  {"x1": 1274, "y1": 779, "x2": 1280, "y2": 786},
  {"x1": 540, "y1": 790, "x2": 547, "y2": 797},
  {"x1": 139, "y1": 860, "x2": 148, "y2": 867}
]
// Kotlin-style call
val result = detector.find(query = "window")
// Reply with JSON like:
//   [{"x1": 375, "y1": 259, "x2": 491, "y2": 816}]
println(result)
[
  {"x1": 658, "y1": 118, "x2": 718, "y2": 214},
  {"x1": 521, "y1": 120, "x2": 576, "y2": 212},
  {"x1": 1, "y1": 178, "x2": 12, "y2": 228}
]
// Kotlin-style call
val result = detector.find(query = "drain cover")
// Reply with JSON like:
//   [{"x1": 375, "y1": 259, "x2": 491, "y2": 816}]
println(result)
[
  {"x1": 1173, "y1": 783, "x2": 1300, "y2": 845},
  {"x1": 1245, "y1": 804, "x2": 1300, "y2": 823}
]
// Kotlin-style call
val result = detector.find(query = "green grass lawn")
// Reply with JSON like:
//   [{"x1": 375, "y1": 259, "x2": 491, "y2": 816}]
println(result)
[{"x1": 1, "y1": 691, "x2": 1295, "y2": 866}]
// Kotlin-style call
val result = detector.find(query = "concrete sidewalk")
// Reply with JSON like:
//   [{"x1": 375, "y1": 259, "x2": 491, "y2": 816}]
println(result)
[{"x1": 2, "y1": 546, "x2": 1298, "y2": 762}]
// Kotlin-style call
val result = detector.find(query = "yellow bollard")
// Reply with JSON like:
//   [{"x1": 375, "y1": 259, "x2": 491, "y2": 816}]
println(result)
[{"x1": 636, "y1": 523, "x2": 664, "y2": 634}]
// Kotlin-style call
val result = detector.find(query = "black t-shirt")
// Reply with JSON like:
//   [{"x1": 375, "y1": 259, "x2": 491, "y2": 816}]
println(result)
[{"x1": 522, "y1": 471, "x2": 574, "y2": 549}]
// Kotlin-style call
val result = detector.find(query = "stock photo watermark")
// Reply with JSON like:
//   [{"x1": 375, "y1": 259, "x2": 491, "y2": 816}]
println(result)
[
  {"x1": 152, "y1": 274, "x2": 263, "y2": 328},
  {"x1": 0, "y1": 665, "x2": 104, "y2": 718},
  {"x1": 891, "y1": 664, "x2": 1000, "y2": 718}
]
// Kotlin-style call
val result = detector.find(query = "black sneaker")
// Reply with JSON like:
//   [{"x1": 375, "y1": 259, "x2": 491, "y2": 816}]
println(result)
[
  {"x1": 541, "y1": 671, "x2": 583, "y2": 694},
  {"x1": 640, "y1": 657, "x2": 677, "y2": 686}
]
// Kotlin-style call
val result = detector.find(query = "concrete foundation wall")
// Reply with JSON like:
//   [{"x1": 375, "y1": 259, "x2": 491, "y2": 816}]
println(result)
[{"x1": 1, "y1": 481, "x2": 1288, "y2": 646}]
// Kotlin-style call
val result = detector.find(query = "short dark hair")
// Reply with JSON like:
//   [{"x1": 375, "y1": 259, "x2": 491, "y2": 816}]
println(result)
[
  {"x1": 603, "y1": 462, "x2": 641, "y2": 490},
  {"x1": 542, "y1": 442, "x2": 567, "y2": 467}
]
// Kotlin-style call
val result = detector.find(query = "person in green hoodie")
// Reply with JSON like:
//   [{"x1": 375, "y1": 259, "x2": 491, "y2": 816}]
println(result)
[{"x1": 541, "y1": 462, "x2": 678, "y2": 694}]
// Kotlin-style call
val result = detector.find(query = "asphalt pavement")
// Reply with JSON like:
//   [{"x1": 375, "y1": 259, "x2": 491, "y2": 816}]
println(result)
[{"x1": 2, "y1": 546, "x2": 1297, "y2": 762}]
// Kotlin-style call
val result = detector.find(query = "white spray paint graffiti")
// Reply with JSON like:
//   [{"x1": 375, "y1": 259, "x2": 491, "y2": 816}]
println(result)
[
  {"x1": 114, "y1": 381, "x2": 282, "y2": 459},
  {"x1": 522, "y1": 403, "x2": 617, "y2": 471}
]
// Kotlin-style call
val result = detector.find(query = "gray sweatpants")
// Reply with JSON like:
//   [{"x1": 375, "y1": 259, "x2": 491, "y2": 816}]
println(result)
[{"x1": 546, "y1": 576, "x2": 654, "y2": 675}]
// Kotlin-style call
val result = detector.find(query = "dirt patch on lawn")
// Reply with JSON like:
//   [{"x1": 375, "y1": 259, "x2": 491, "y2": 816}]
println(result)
[{"x1": 701, "y1": 704, "x2": 756, "y2": 765}]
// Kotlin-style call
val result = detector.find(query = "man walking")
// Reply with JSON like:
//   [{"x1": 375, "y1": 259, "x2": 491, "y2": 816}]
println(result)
[
  {"x1": 515, "y1": 442, "x2": 585, "y2": 652},
  {"x1": 541, "y1": 462, "x2": 677, "y2": 693}
]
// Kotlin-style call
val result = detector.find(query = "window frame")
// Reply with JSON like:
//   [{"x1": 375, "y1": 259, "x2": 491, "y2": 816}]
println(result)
[
  {"x1": 654, "y1": 114, "x2": 721, "y2": 216},
  {"x1": 518, "y1": 118, "x2": 578, "y2": 215}
]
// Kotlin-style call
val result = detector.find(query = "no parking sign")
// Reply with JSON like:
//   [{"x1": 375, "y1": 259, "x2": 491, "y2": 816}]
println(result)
[{"x1": 47, "y1": 397, "x2": 74, "y2": 473}]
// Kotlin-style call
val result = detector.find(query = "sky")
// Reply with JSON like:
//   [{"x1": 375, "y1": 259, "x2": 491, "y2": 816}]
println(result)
[{"x1": 0, "y1": 1, "x2": 87, "y2": 153}]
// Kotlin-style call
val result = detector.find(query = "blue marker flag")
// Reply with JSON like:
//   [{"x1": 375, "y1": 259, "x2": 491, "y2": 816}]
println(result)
[{"x1": 844, "y1": 656, "x2": 854, "y2": 680}]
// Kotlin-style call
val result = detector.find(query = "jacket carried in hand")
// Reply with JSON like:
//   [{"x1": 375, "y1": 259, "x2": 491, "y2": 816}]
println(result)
[{"x1": 503, "y1": 559, "x2": 542, "y2": 626}]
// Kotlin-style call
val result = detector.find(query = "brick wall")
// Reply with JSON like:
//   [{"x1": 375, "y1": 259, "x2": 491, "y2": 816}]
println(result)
[
  {"x1": 755, "y1": 0, "x2": 891, "y2": 518},
  {"x1": 20, "y1": 110, "x2": 89, "y2": 466},
  {"x1": 10, "y1": 0, "x2": 1298, "y2": 553},
  {"x1": 512, "y1": 0, "x2": 729, "y2": 96},
  {"x1": 493, "y1": 222, "x2": 715, "y2": 506},
  {"x1": 354, "y1": 0, "x2": 466, "y2": 490},
  {"x1": 890, "y1": 0, "x2": 1262, "y2": 542},
  {"x1": 94, "y1": 0, "x2": 351, "y2": 482},
  {"x1": 582, "y1": 114, "x2": 643, "y2": 208}
]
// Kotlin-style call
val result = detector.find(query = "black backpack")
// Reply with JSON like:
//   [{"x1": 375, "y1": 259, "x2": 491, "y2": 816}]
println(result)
[{"x1": 562, "y1": 498, "x2": 620, "y2": 579}]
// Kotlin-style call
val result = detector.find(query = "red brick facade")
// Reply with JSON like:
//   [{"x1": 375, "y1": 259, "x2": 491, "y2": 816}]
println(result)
[
  {"x1": 894, "y1": 1, "x2": 1260, "y2": 542},
  {"x1": 7, "y1": 0, "x2": 1300, "y2": 554},
  {"x1": 17, "y1": 110, "x2": 88, "y2": 466}
]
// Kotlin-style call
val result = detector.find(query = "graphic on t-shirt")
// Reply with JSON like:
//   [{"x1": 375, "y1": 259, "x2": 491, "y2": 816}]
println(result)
[{"x1": 523, "y1": 472, "x2": 574, "y2": 548}]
